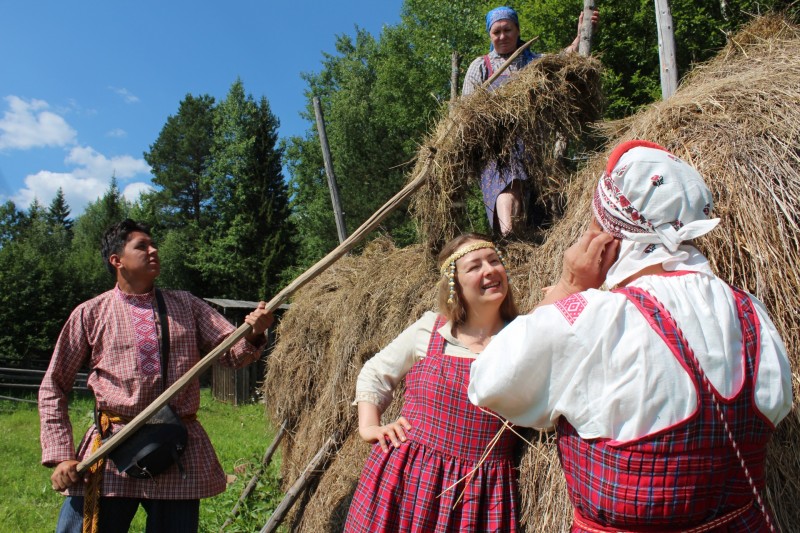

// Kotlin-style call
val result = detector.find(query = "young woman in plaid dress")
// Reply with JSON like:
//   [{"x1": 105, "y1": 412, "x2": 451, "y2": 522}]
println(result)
[{"x1": 344, "y1": 234, "x2": 521, "y2": 532}]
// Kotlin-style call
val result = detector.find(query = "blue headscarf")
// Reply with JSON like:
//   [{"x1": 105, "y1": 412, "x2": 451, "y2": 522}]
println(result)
[
  {"x1": 485, "y1": 6, "x2": 519, "y2": 34},
  {"x1": 485, "y1": 6, "x2": 536, "y2": 63}
]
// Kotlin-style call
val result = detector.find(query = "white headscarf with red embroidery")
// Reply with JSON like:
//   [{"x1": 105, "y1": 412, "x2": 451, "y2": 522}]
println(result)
[{"x1": 592, "y1": 140, "x2": 721, "y2": 287}]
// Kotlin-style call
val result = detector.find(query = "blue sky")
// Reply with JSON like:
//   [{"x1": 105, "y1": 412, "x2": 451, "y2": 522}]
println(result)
[{"x1": 0, "y1": 0, "x2": 404, "y2": 216}]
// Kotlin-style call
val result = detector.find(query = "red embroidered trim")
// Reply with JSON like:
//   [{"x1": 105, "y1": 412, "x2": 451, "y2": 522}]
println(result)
[{"x1": 554, "y1": 293, "x2": 588, "y2": 325}]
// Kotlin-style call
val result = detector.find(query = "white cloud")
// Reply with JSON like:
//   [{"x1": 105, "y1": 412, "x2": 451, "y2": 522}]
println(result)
[
  {"x1": 0, "y1": 96, "x2": 77, "y2": 151},
  {"x1": 65, "y1": 145, "x2": 150, "y2": 180},
  {"x1": 106, "y1": 128, "x2": 127, "y2": 138},
  {"x1": 109, "y1": 86, "x2": 140, "y2": 104},
  {"x1": 12, "y1": 170, "x2": 107, "y2": 214},
  {"x1": 10, "y1": 144, "x2": 152, "y2": 214},
  {"x1": 123, "y1": 181, "x2": 154, "y2": 202}
]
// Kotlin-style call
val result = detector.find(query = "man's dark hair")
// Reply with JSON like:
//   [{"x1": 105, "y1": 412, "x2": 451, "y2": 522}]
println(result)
[{"x1": 101, "y1": 219, "x2": 151, "y2": 275}]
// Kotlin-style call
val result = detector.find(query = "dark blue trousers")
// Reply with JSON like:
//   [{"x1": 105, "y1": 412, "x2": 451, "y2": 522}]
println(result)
[{"x1": 56, "y1": 496, "x2": 200, "y2": 533}]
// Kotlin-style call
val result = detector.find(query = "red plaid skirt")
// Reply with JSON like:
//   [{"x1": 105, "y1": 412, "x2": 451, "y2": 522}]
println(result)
[
  {"x1": 558, "y1": 286, "x2": 775, "y2": 532},
  {"x1": 345, "y1": 316, "x2": 520, "y2": 532}
]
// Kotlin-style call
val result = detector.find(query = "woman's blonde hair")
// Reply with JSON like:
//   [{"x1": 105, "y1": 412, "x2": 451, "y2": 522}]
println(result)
[{"x1": 436, "y1": 233, "x2": 518, "y2": 326}]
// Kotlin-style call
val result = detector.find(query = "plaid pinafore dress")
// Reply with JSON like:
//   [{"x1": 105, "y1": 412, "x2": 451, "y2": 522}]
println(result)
[
  {"x1": 557, "y1": 285, "x2": 776, "y2": 532},
  {"x1": 344, "y1": 315, "x2": 520, "y2": 532}
]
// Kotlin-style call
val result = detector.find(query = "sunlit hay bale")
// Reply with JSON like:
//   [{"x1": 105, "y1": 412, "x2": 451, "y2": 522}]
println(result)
[{"x1": 409, "y1": 53, "x2": 603, "y2": 249}]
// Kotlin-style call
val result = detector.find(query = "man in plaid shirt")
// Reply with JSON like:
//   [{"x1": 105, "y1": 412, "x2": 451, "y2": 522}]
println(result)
[{"x1": 39, "y1": 219, "x2": 273, "y2": 532}]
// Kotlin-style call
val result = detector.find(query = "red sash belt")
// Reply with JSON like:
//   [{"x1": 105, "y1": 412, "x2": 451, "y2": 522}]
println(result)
[{"x1": 572, "y1": 503, "x2": 752, "y2": 533}]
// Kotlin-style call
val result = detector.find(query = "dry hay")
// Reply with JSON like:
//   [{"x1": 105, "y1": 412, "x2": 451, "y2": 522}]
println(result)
[
  {"x1": 262, "y1": 238, "x2": 437, "y2": 529},
  {"x1": 410, "y1": 52, "x2": 603, "y2": 248},
  {"x1": 262, "y1": 15, "x2": 800, "y2": 532}
]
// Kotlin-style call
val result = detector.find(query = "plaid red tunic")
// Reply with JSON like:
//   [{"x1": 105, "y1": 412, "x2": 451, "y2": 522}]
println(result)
[
  {"x1": 345, "y1": 315, "x2": 520, "y2": 532},
  {"x1": 557, "y1": 285, "x2": 775, "y2": 532},
  {"x1": 39, "y1": 287, "x2": 264, "y2": 500}
]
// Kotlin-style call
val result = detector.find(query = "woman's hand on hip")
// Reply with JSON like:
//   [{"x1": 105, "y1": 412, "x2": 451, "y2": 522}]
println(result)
[{"x1": 359, "y1": 417, "x2": 412, "y2": 453}]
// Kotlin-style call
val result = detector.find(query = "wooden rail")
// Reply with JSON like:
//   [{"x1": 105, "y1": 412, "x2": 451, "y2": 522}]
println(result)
[{"x1": 0, "y1": 367, "x2": 88, "y2": 392}]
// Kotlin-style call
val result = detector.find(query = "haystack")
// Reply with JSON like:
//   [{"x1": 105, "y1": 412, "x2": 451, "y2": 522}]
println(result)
[
  {"x1": 409, "y1": 52, "x2": 603, "y2": 248},
  {"x1": 263, "y1": 15, "x2": 799, "y2": 532}
]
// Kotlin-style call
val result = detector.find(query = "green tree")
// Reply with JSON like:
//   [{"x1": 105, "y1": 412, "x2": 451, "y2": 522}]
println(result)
[
  {"x1": 0, "y1": 201, "x2": 27, "y2": 248},
  {"x1": 195, "y1": 80, "x2": 295, "y2": 299},
  {"x1": 46, "y1": 187, "x2": 73, "y2": 232},
  {"x1": 67, "y1": 178, "x2": 131, "y2": 299},
  {"x1": 144, "y1": 94, "x2": 216, "y2": 227},
  {"x1": 0, "y1": 207, "x2": 75, "y2": 364},
  {"x1": 287, "y1": 14, "x2": 473, "y2": 269}
]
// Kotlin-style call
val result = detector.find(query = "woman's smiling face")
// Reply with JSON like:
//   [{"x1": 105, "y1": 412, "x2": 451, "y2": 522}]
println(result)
[{"x1": 454, "y1": 244, "x2": 508, "y2": 308}]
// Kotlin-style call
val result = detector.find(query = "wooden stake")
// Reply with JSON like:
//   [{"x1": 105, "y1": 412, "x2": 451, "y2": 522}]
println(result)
[
  {"x1": 75, "y1": 44, "x2": 531, "y2": 475},
  {"x1": 654, "y1": 0, "x2": 678, "y2": 99},
  {"x1": 450, "y1": 50, "x2": 460, "y2": 103},
  {"x1": 313, "y1": 96, "x2": 348, "y2": 243},
  {"x1": 579, "y1": 1, "x2": 596, "y2": 57},
  {"x1": 220, "y1": 420, "x2": 288, "y2": 532},
  {"x1": 259, "y1": 432, "x2": 340, "y2": 533}
]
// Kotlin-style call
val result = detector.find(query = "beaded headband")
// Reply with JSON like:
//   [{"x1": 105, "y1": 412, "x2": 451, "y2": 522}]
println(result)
[{"x1": 439, "y1": 241, "x2": 509, "y2": 304}]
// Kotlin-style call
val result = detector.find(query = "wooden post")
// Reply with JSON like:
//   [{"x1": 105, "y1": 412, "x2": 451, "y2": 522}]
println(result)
[
  {"x1": 313, "y1": 96, "x2": 348, "y2": 243},
  {"x1": 74, "y1": 46, "x2": 532, "y2": 476},
  {"x1": 220, "y1": 420, "x2": 288, "y2": 532},
  {"x1": 578, "y1": 0, "x2": 596, "y2": 57},
  {"x1": 259, "y1": 432, "x2": 340, "y2": 533},
  {"x1": 450, "y1": 51, "x2": 460, "y2": 103},
  {"x1": 654, "y1": 0, "x2": 678, "y2": 99}
]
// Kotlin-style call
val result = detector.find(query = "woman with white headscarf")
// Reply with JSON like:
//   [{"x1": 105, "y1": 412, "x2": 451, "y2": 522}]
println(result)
[{"x1": 469, "y1": 140, "x2": 793, "y2": 531}]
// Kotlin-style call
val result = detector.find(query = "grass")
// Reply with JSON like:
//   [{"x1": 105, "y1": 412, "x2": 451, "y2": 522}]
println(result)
[{"x1": 0, "y1": 389, "x2": 284, "y2": 532}]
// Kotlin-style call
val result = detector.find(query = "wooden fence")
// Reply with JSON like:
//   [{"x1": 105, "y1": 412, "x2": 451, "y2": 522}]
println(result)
[{"x1": 0, "y1": 366, "x2": 89, "y2": 392}]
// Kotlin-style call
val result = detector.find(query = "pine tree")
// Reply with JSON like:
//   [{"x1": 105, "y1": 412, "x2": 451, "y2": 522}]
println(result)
[{"x1": 46, "y1": 187, "x2": 73, "y2": 232}]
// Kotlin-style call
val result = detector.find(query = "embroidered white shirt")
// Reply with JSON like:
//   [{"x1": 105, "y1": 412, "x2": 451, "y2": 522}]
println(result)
[{"x1": 468, "y1": 271, "x2": 792, "y2": 443}]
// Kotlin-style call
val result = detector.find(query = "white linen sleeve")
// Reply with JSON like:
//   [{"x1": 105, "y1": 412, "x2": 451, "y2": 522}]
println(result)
[
  {"x1": 353, "y1": 312, "x2": 434, "y2": 413},
  {"x1": 750, "y1": 295, "x2": 793, "y2": 425},
  {"x1": 468, "y1": 307, "x2": 580, "y2": 429}
]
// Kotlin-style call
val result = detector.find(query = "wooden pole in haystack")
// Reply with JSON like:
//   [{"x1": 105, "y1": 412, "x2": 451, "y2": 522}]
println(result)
[
  {"x1": 578, "y1": 0, "x2": 596, "y2": 57},
  {"x1": 260, "y1": 432, "x2": 341, "y2": 533},
  {"x1": 450, "y1": 50, "x2": 460, "y2": 103},
  {"x1": 220, "y1": 420, "x2": 288, "y2": 532},
  {"x1": 654, "y1": 0, "x2": 678, "y2": 99},
  {"x1": 313, "y1": 96, "x2": 348, "y2": 243},
  {"x1": 75, "y1": 41, "x2": 536, "y2": 476}
]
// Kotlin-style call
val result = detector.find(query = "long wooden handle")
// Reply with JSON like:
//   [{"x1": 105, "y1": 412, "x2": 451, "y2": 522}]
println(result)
[
  {"x1": 76, "y1": 157, "x2": 435, "y2": 475},
  {"x1": 484, "y1": 36, "x2": 539, "y2": 87},
  {"x1": 76, "y1": 41, "x2": 533, "y2": 475}
]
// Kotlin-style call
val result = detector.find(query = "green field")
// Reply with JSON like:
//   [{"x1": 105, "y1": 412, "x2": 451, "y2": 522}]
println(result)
[{"x1": 0, "y1": 390, "x2": 283, "y2": 532}]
